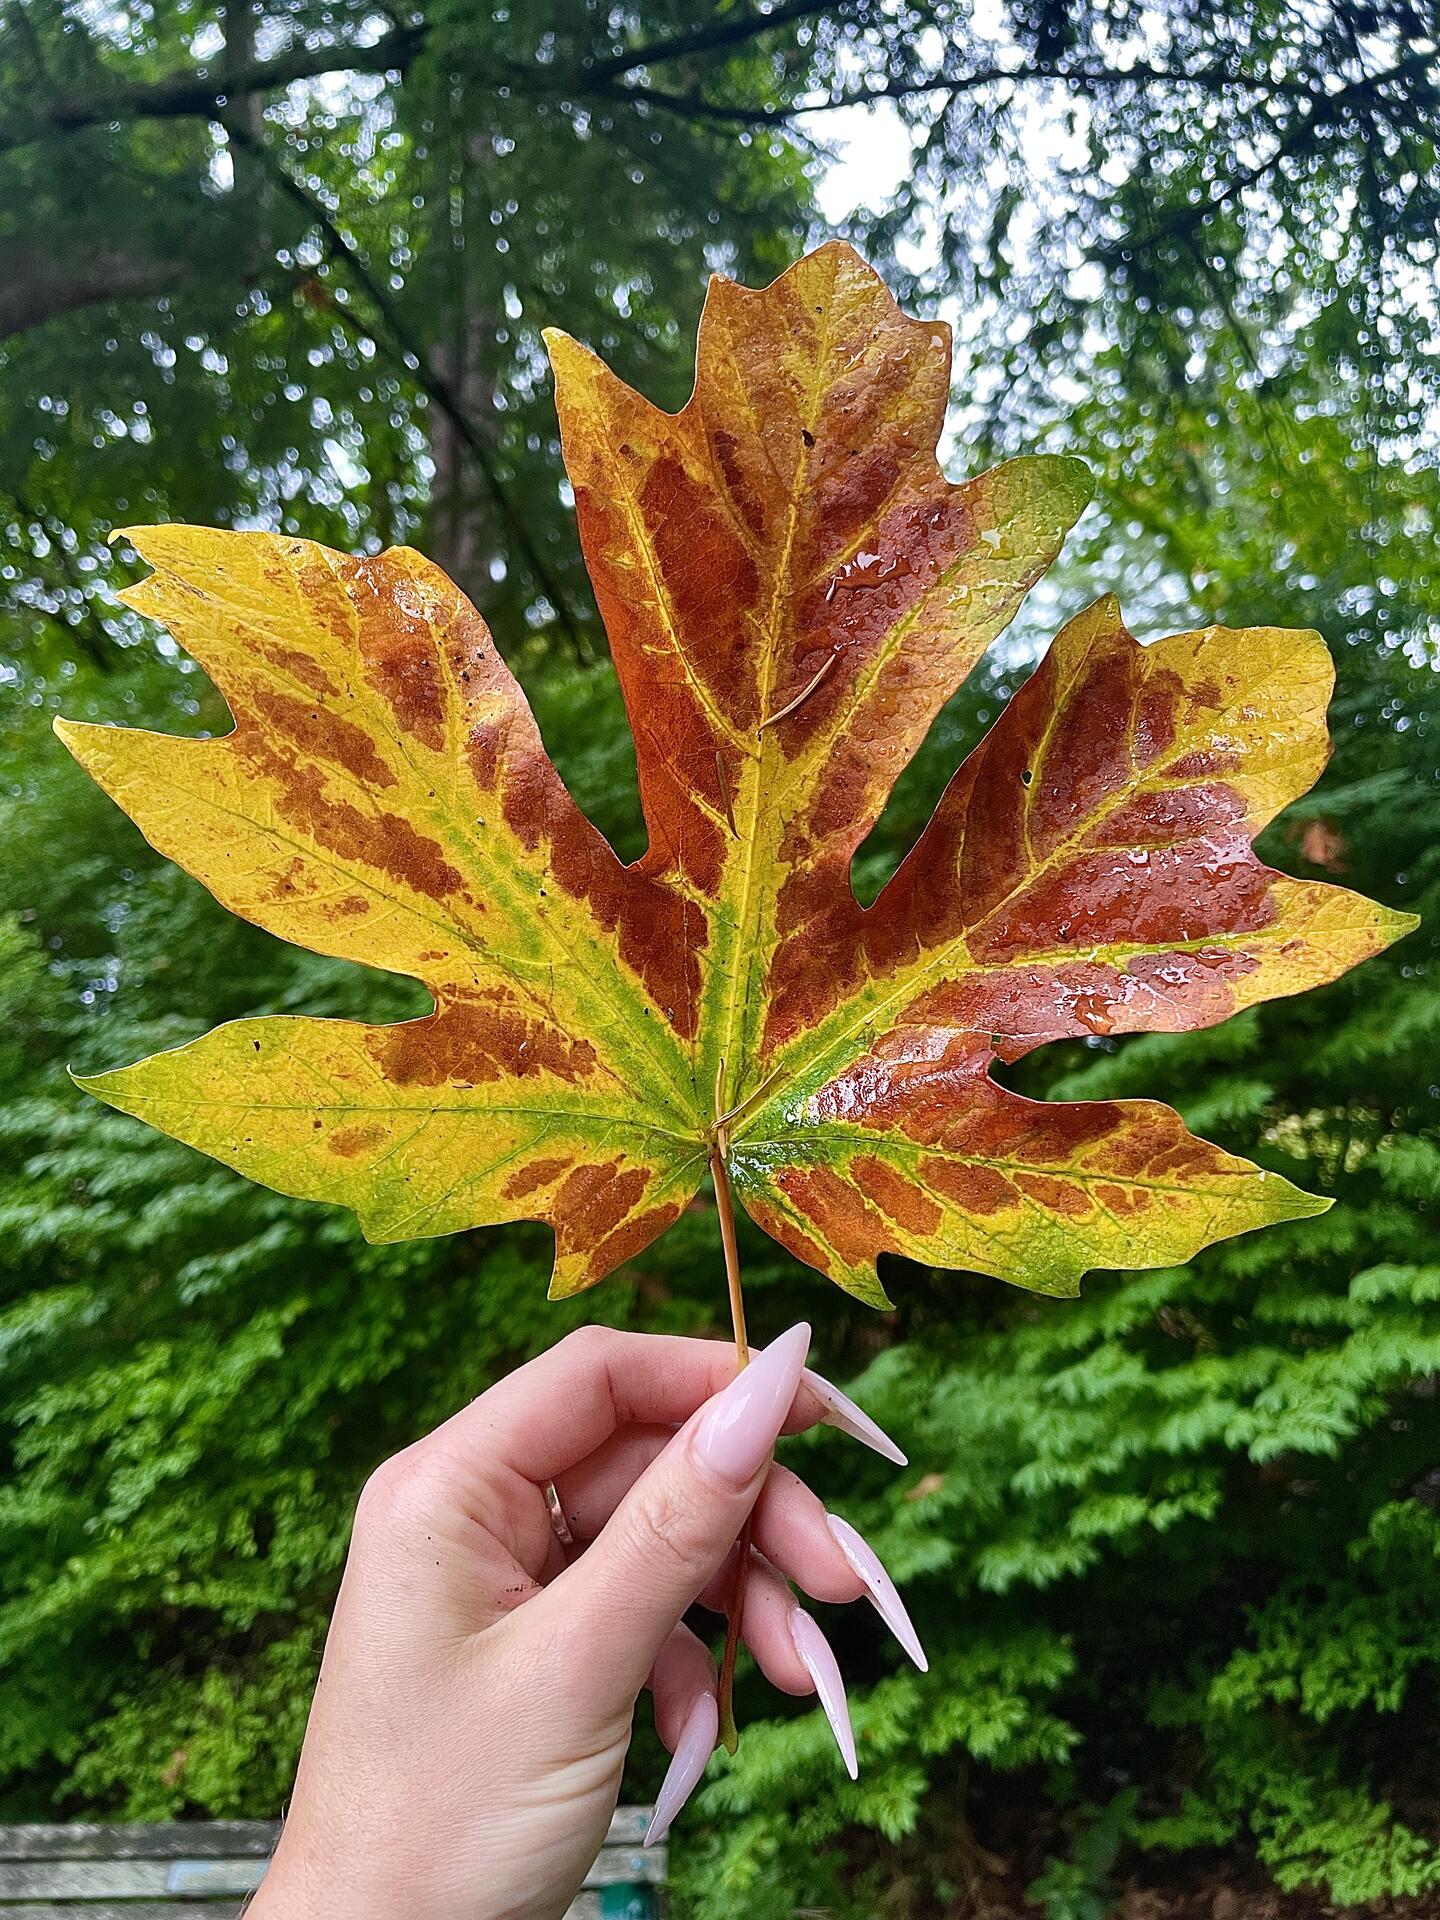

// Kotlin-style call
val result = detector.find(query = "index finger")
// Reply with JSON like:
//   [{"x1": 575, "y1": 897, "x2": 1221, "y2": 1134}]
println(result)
[{"x1": 424, "y1": 1324, "x2": 832, "y2": 1487}]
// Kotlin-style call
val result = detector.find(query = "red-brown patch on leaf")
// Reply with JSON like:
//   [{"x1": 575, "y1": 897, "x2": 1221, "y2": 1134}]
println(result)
[
  {"x1": 546, "y1": 813, "x2": 703, "y2": 1040},
  {"x1": 238, "y1": 731, "x2": 465, "y2": 902},
  {"x1": 378, "y1": 1002, "x2": 598, "y2": 1088},
  {"x1": 1183, "y1": 678, "x2": 1223, "y2": 716},
  {"x1": 1094, "y1": 1180, "x2": 1144, "y2": 1215},
  {"x1": 848, "y1": 1154, "x2": 942, "y2": 1237},
  {"x1": 586, "y1": 1198, "x2": 685, "y2": 1280},
  {"x1": 1132, "y1": 667, "x2": 1181, "y2": 766},
  {"x1": 354, "y1": 586, "x2": 449, "y2": 753},
  {"x1": 246, "y1": 687, "x2": 396, "y2": 790},
  {"x1": 1168, "y1": 746, "x2": 1243, "y2": 781},
  {"x1": 707, "y1": 426, "x2": 770, "y2": 543},
  {"x1": 551, "y1": 1162, "x2": 651, "y2": 1253},
  {"x1": 502, "y1": 1156, "x2": 573, "y2": 1202},
  {"x1": 1013, "y1": 1170, "x2": 1091, "y2": 1218},
  {"x1": 742, "y1": 1196, "x2": 832, "y2": 1277},
  {"x1": 257, "y1": 642, "x2": 340, "y2": 700},
  {"x1": 1023, "y1": 640, "x2": 1139, "y2": 858},
  {"x1": 779, "y1": 1163, "x2": 887, "y2": 1266},
  {"x1": 918, "y1": 1155, "x2": 1013, "y2": 1215},
  {"x1": 635, "y1": 454, "x2": 760, "y2": 733},
  {"x1": 466, "y1": 717, "x2": 504, "y2": 796}
]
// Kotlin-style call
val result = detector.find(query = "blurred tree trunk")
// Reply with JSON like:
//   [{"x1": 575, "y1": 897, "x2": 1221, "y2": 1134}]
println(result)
[
  {"x1": 219, "y1": 0, "x2": 269, "y2": 267},
  {"x1": 425, "y1": 129, "x2": 503, "y2": 607}
]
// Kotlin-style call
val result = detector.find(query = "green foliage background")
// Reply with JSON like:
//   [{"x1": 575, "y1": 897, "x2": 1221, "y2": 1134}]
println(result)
[{"x1": 2, "y1": 2, "x2": 1438, "y2": 1913}]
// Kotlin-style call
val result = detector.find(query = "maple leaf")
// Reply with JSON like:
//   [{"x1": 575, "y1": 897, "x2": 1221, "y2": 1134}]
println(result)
[{"x1": 58, "y1": 242, "x2": 1416, "y2": 1311}]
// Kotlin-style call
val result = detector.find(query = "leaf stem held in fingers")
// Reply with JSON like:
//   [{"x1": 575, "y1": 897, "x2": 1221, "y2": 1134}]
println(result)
[{"x1": 710, "y1": 1082, "x2": 751, "y2": 1752}]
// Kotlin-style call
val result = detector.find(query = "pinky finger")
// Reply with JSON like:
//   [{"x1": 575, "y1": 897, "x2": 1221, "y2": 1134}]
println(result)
[
  {"x1": 646, "y1": 1625, "x2": 719, "y2": 1848},
  {"x1": 699, "y1": 1552, "x2": 858, "y2": 1779}
]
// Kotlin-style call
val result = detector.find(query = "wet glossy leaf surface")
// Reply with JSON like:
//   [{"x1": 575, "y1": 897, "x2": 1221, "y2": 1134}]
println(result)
[{"x1": 58, "y1": 244, "x2": 1416, "y2": 1302}]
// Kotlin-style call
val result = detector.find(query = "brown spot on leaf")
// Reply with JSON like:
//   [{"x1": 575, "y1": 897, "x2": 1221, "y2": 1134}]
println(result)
[
  {"x1": 1013, "y1": 1171, "x2": 1091, "y2": 1218},
  {"x1": 329, "y1": 1121, "x2": 390, "y2": 1158}
]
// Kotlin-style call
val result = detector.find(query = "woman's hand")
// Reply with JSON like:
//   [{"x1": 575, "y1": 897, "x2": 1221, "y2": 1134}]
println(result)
[{"x1": 250, "y1": 1322, "x2": 920, "y2": 1920}]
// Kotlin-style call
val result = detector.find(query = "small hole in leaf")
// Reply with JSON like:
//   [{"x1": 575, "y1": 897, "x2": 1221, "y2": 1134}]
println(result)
[{"x1": 1021, "y1": 768, "x2": 1033, "y2": 786}]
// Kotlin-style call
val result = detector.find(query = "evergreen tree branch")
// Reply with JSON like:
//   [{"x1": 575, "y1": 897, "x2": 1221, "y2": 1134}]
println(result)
[
  {"x1": 4, "y1": 485, "x2": 114, "y2": 669},
  {"x1": 1086, "y1": 47, "x2": 1437, "y2": 259}
]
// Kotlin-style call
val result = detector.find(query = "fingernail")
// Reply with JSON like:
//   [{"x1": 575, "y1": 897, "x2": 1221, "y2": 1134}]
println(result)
[
  {"x1": 826, "y1": 1513, "x2": 928, "y2": 1673},
  {"x1": 644, "y1": 1692, "x2": 718, "y2": 1848},
  {"x1": 788, "y1": 1606, "x2": 857, "y2": 1779},
  {"x1": 803, "y1": 1368, "x2": 907, "y2": 1465},
  {"x1": 693, "y1": 1323, "x2": 811, "y2": 1488}
]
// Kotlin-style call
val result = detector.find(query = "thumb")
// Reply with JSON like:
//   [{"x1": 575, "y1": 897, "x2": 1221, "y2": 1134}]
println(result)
[{"x1": 545, "y1": 1322, "x2": 811, "y2": 1695}]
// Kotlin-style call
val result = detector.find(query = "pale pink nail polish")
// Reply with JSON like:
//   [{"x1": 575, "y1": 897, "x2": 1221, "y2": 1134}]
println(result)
[
  {"x1": 693, "y1": 1323, "x2": 811, "y2": 1488},
  {"x1": 826, "y1": 1513, "x2": 928, "y2": 1673},
  {"x1": 802, "y1": 1367, "x2": 908, "y2": 1465},
  {"x1": 788, "y1": 1606, "x2": 858, "y2": 1779},
  {"x1": 644, "y1": 1693, "x2": 718, "y2": 1848}
]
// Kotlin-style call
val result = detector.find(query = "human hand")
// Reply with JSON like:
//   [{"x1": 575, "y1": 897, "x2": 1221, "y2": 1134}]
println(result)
[{"x1": 249, "y1": 1323, "x2": 922, "y2": 1920}]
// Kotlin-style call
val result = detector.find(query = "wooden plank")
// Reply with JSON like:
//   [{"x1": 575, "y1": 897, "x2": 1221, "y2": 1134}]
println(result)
[
  {"x1": 0, "y1": 1900, "x2": 651, "y2": 1920},
  {"x1": 0, "y1": 1850, "x2": 662, "y2": 1901},
  {"x1": 0, "y1": 1808, "x2": 651, "y2": 1861},
  {"x1": 167, "y1": 1859, "x2": 266, "y2": 1896},
  {"x1": 0, "y1": 1848, "x2": 662, "y2": 1899},
  {"x1": 0, "y1": 1862, "x2": 185, "y2": 1898},
  {"x1": 0, "y1": 1906, "x2": 244, "y2": 1918},
  {"x1": 581, "y1": 1847, "x2": 665, "y2": 1888},
  {"x1": 0, "y1": 1824, "x2": 276, "y2": 1862},
  {"x1": 604, "y1": 1806, "x2": 650, "y2": 1846}
]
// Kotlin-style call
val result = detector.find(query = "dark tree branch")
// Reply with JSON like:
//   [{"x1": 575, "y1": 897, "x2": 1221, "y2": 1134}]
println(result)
[
  {"x1": 604, "y1": 55, "x2": 1335, "y2": 128},
  {"x1": 0, "y1": 245, "x2": 194, "y2": 340},
  {"x1": 1, "y1": 6, "x2": 1432, "y2": 168},
  {"x1": 584, "y1": 0, "x2": 861, "y2": 82},
  {"x1": 0, "y1": 2, "x2": 844, "y2": 158},
  {"x1": 0, "y1": 23, "x2": 425, "y2": 156}
]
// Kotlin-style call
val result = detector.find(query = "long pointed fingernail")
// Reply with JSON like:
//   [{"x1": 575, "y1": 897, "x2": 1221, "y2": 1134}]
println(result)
[
  {"x1": 694, "y1": 1323, "x2": 811, "y2": 1488},
  {"x1": 826, "y1": 1513, "x2": 928, "y2": 1673},
  {"x1": 788, "y1": 1606, "x2": 858, "y2": 1779},
  {"x1": 644, "y1": 1692, "x2": 718, "y2": 1848},
  {"x1": 803, "y1": 1368, "x2": 907, "y2": 1465}
]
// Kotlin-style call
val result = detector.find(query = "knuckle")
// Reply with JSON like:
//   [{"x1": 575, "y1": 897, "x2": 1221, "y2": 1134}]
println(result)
[
  {"x1": 355, "y1": 1442, "x2": 456, "y2": 1539},
  {"x1": 625, "y1": 1480, "x2": 715, "y2": 1579},
  {"x1": 557, "y1": 1323, "x2": 613, "y2": 1368}
]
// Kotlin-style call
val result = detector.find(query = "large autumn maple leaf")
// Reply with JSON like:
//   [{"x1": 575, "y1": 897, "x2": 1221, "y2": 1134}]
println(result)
[{"x1": 58, "y1": 243, "x2": 1414, "y2": 1308}]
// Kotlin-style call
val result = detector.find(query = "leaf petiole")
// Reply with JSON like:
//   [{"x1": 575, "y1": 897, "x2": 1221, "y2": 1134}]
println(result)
[{"x1": 710, "y1": 1066, "x2": 751, "y2": 1752}]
